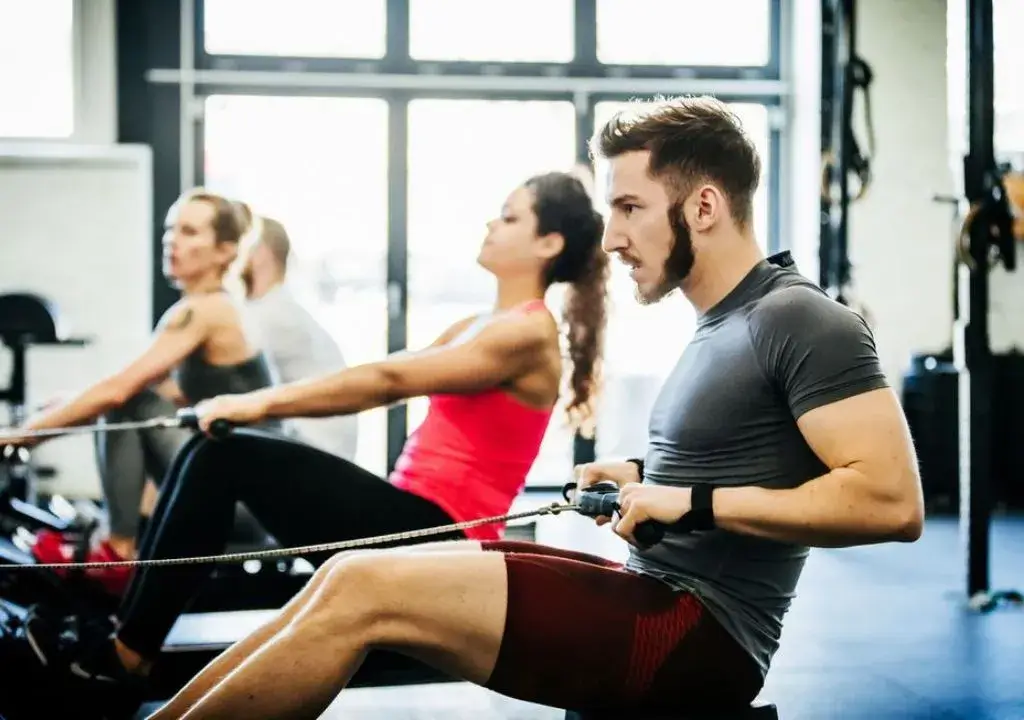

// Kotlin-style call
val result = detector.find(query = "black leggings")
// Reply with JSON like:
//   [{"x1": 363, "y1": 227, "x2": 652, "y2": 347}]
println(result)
[{"x1": 116, "y1": 430, "x2": 462, "y2": 657}]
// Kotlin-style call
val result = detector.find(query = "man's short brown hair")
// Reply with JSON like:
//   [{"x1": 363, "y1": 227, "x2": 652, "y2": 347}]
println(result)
[
  {"x1": 258, "y1": 216, "x2": 291, "y2": 271},
  {"x1": 589, "y1": 95, "x2": 761, "y2": 228}
]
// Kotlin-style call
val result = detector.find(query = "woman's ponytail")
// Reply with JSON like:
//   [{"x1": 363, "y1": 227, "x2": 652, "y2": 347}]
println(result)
[{"x1": 561, "y1": 210, "x2": 609, "y2": 437}]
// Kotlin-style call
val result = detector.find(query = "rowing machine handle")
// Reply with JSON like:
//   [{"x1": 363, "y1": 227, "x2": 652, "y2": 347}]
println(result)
[
  {"x1": 176, "y1": 408, "x2": 234, "y2": 440},
  {"x1": 576, "y1": 481, "x2": 665, "y2": 549}
]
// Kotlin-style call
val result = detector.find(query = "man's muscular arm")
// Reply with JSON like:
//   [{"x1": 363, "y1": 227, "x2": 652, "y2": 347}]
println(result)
[
  {"x1": 712, "y1": 287, "x2": 923, "y2": 548},
  {"x1": 712, "y1": 387, "x2": 923, "y2": 547}
]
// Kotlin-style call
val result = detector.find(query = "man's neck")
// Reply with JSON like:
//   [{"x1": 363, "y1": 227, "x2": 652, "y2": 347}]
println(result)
[
  {"x1": 248, "y1": 274, "x2": 284, "y2": 301},
  {"x1": 681, "y1": 234, "x2": 765, "y2": 315}
]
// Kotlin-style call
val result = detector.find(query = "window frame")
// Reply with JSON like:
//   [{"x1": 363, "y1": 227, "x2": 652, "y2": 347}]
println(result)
[
  {"x1": 133, "y1": 0, "x2": 790, "y2": 480},
  {"x1": 193, "y1": 0, "x2": 783, "y2": 81}
]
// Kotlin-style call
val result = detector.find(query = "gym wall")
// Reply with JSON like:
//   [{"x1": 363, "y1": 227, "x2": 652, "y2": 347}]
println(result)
[
  {"x1": 846, "y1": 0, "x2": 953, "y2": 388},
  {"x1": 848, "y1": 0, "x2": 1024, "y2": 389}
]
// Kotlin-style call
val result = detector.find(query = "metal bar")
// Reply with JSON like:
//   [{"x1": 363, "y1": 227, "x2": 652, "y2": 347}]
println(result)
[
  {"x1": 194, "y1": 56, "x2": 777, "y2": 80},
  {"x1": 835, "y1": 0, "x2": 855, "y2": 291},
  {"x1": 146, "y1": 68, "x2": 789, "y2": 97},
  {"x1": 386, "y1": 95, "x2": 410, "y2": 476},
  {"x1": 958, "y1": 0, "x2": 996, "y2": 599},
  {"x1": 817, "y1": 0, "x2": 854, "y2": 297},
  {"x1": 767, "y1": 0, "x2": 784, "y2": 78},
  {"x1": 179, "y1": 0, "x2": 197, "y2": 190},
  {"x1": 0, "y1": 417, "x2": 180, "y2": 442},
  {"x1": 572, "y1": 88, "x2": 597, "y2": 469},
  {"x1": 574, "y1": 0, "x2": 598, "y2": 65},
  {"x1": 818, "y1": 0, "x2": 838, "y2": 289},
  {"x1": 768, "y1": 125, "x2": 783, "y2": 254}
]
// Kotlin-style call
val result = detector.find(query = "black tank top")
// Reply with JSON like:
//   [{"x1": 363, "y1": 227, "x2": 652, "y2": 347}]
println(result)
[{"x1": 172, "y1": 349, "x2": 281, "y2": 430}]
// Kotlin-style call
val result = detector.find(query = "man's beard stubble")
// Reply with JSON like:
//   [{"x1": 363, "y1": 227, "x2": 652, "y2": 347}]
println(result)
[{"x1": 635, "y1": 202, "x2": 695, "y2": 305}]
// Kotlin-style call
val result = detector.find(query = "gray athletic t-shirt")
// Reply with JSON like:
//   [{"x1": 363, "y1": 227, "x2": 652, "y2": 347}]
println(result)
[{"x1": 626, "y1": 251, "x2": 888, "y2": 677}]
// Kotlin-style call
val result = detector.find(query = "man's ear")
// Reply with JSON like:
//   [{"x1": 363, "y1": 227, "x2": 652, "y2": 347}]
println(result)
[{"x1": 688, "y1": 184, "x2": 724, "y2": 232}]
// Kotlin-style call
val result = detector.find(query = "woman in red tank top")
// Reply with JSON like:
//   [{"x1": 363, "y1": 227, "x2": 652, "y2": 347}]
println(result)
[{"x1": 46, "y1": 172, "x2": 610, "y2": 699}]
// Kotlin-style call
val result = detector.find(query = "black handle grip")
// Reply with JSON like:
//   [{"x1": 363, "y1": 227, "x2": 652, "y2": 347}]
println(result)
[
  {"x1": 175, "y1": 408, "x2": 235, "y2": 440},
  {"x1": 576, "y1": 481, "x2": 666, "y2": 550}
]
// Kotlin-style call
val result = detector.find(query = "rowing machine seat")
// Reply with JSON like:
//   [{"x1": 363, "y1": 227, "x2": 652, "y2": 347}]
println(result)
[
  {"x1": 0, "y1": 293, "x2": 65, "y2": 344},
  {"x1": 0, "y1": 292, "x2": 88, "y2": 416}
]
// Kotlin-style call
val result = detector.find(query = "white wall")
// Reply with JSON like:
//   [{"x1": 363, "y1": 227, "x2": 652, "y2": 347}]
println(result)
[
  {"x1": 844, "y1": 0, "x2": 958, "y2": 387},
  {"x1": 0, "y1": 146, "x2": 153, "y2": 499}
]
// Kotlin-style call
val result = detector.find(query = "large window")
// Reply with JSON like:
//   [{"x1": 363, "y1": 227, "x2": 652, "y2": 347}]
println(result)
[
  {"x1": 590, "y1": 100, "x2": 771, "y2": 459},
  {"x1": 202, "y1": 95, "x2": 391, "y2": 476},
  {"x1": 203, "y1": 0, "x2": 387, "y2": 58},
  {"x1": 596, "y1": 0, "x2": 772, "y2": 67},
  {"x1": 947, "y1": 0, "x2": 1024, "y2": 160},
  {"x1": 409, "y1": 0, "x2": 575, "y2": 63},
  {"x1": 157, "y1": 0, "x2": 786, "y2": 474},
  {"x1": 994, "y1": 0, "x2": 1024, "y2": 155},
  {"x1": 406, "y1": 98, "x2": 577, "y2": 485},
  {"x1": 0, "y1": 0, "x2": 74, "y2": 138}
]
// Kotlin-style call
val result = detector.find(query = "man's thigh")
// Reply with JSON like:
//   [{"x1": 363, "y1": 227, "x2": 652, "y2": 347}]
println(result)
[
  {"x1": 330, "y1": 543, "x2": 637, "y2": 694},
  {"x1": 339, "y1": 549, "x2": 509, "y2": 685},
  {"x1": 481, "y1": 549, "x2": 761, "y2": 715}
]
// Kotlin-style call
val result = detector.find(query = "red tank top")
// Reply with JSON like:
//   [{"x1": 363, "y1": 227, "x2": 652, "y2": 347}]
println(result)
[{"x1": 389, "y1": 300, "x2": 553, "y2": 540}]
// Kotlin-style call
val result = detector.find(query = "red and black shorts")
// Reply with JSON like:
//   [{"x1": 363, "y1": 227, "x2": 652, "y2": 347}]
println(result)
[{"x1": 481, "y1": 540, "x2": 764, "y2": 716}]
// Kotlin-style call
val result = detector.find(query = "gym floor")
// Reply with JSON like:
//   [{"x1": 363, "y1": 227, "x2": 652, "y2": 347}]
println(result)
[{"x1": 139, "y1": 512, "x2": 1024, "y2": 720}]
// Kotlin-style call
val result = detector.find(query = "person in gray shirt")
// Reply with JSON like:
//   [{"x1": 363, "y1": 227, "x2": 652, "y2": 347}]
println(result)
[
  {"x1": 575, "y1": 96, "x2": 925, "y2": 694},
  {"x1": 240, "y1": 216, "x2": 358, "y2": 461},
  {"x1": 118, "y1": 97, "x2": 923, "y2": 718}
]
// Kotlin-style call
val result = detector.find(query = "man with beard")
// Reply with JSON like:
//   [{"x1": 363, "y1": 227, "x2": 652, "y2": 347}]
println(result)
[{"x1": 140, "y1": 96, "x2": 924, "y2": 719}]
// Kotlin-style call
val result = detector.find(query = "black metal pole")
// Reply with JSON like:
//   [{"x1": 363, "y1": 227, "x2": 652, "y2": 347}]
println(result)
[
  {"x1": 818, "y1": 0, "x2": 838, "y2": 290},
  {"x1": 818, "y1": 0, "x2": 854, "y2": 297},
  {"x1": 959, "y1": 0, "x2": 995, "y2": 600},
  {"x1": 835, "y1": 0, "x2": 855, "y2": 293}
]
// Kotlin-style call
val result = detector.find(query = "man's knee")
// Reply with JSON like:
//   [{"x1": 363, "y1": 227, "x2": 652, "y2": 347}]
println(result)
[
  {"x1": 299, "y1": 543, "x2": 488, "y2": 633},
  {"x1": 295, "y1": 554, "x2": 393, "y2": 642},
  {"x1": 317, "y1": 553, "x2": 390, "y2": 599}
]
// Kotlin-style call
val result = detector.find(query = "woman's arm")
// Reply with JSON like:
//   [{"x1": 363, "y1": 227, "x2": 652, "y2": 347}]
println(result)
[
  {"x1": 223, "y1": 311, "x2": 553, "y2": 423},
  {"x1": 19, "y1": 300, "x2": 210, "y2": 439},
  {"x1": 424, "y1": 315, "x2": 478, "y2": 350}
]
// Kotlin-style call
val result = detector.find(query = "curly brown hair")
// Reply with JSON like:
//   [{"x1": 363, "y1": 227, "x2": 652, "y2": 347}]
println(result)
[{"x1": 524, "y1": 172, "x2": 610, "y2": 437}]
